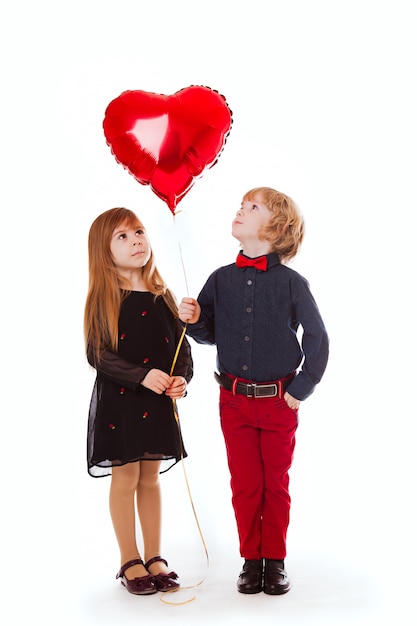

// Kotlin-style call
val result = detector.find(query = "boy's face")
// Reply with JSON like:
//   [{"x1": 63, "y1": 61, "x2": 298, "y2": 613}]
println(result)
[{"x1": 232, "y1": 193, "x2": 272, "y2": 243}]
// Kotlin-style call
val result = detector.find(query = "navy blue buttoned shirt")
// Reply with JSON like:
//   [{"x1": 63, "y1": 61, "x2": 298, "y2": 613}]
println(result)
[{"x1": 184, "y1": 252, "x2": 329, "y2": 401}]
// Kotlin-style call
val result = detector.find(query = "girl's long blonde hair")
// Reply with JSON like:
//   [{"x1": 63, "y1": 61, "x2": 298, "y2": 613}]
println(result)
[
  {"x1": 243, "y1": 187, "x2": 305, "y2": 262},
  {"x1": 84, "y1": 207, "x2": 178, "y2": 360}
]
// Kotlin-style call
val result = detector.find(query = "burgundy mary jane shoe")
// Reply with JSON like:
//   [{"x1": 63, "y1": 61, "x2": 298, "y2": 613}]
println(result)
[
  {"x1": 144, "y1": 556, "x2": 180, "y2": 592},
  {"x1": 116, "y1": 558, "x2": 157, "y2": 595}
]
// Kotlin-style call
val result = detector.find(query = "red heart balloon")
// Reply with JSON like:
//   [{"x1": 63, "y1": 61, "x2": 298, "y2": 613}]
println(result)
[{"x1": 103, "y1": 86, "x2": 233, "y2": 214}]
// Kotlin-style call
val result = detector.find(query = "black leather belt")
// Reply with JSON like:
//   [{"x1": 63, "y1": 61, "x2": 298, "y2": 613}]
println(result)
[{"x1": 214, "y1": 371, "x2": 295, "y2": 398}]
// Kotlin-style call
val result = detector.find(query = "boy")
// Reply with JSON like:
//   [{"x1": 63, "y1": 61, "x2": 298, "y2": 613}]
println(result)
[{"x1": 179, "y1": 187, "x2": 329, "y2": 594}]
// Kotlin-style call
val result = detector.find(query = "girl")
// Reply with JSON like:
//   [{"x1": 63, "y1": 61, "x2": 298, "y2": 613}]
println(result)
[{"x1": 84, "y1": 207, "x2": 193, "y2": 595}]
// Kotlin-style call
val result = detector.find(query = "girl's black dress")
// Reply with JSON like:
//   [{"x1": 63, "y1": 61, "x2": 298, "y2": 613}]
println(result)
[{"x1": 87, "y1": 292, "x2": 193, "y2": 477}]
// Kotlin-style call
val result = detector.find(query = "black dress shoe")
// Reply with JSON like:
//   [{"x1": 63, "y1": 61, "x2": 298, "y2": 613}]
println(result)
[
  {"x1": 263, "y1": 559, "x2": 290, "y2": 595},
  {"x1": 237, "y1": 559, "x2": 263, "y2": 594}
]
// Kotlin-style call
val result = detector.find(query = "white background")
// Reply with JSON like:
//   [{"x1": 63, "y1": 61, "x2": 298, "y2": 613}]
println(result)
[{"x1": 1, "y1": 1, "x2": 416, "y2": 624}]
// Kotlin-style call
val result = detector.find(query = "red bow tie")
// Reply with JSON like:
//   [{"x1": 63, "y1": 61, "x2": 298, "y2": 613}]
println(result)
[{"x1": 236, "y1": 254, "x2": 268, "y2": 271}]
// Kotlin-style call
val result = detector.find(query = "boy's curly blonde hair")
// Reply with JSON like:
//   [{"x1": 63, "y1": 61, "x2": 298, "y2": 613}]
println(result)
[{"x1": 243, "y1": 187, "x2": 305, "y2": 262}]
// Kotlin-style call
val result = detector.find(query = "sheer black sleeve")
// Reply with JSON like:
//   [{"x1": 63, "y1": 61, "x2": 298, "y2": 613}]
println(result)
[
  {"x1": 87, "y1": 345, "x2": 150, "y2": 391},
  {"x1": 87, "y1": 318, "x2": 193, "y2": 390}
]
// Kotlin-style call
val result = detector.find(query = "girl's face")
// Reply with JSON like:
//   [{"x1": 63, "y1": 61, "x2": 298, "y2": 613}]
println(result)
[
  {"x1": 110, "y1": 221, "x2": 151, "y2": 273},
  {"x1": 232, "y1": 193, "x2": 272, "y2": 243}
]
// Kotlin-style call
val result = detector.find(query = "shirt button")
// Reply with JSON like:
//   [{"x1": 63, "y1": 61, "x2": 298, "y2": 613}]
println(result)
[
  {"x1": 242, "y1": 365, "x2": 248, "y2": 371},
  {"x1": 244, "y1": 336, "x2": 250, "y2": 342},
  {"x1": 246, "y1": 307, "x2": 252, "y2": 313},
  {"x1": 247, "y1": 280, "x2": 253, "y2": 285}
]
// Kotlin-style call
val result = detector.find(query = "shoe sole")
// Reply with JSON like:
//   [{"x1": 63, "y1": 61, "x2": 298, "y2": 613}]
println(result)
[
  {"x1": 263, "y1": 585, "x2": 291, "y2": 595},
  {"x1": 121, "y1": 582, "x2": 157, "y2": 595},
  {"x1": 237, "y1": 587, "x2": 263, "y2": 594}
]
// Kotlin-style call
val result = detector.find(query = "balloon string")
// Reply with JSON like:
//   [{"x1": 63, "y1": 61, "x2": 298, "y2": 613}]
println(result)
[
  {"x1": 172, "y1": 211, "x2": 190, "y2": 297},
  {"x1": 161, "y1": 395, "x2": 210, "y2": 606},
  {"x1": 162, "y1": 212, "x2": 209, "y2": 606}
]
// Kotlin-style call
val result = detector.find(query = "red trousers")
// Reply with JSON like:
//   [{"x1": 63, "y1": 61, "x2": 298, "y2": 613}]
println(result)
[{"x1": 219, "y1": 387, "x2": 298, "y2": 560}]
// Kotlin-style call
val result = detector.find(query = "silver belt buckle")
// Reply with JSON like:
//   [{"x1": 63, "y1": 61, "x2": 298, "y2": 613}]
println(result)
[{"x1": 250, "y1": 383, "x2": 278, "y2": 398}]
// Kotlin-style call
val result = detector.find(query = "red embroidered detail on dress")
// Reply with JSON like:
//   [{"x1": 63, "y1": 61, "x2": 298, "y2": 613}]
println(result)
[
  {"x1": 143, "y1": 357, "x2": 149, "y2": 363},
  {"x1": 120, "y1": 387, "x2": 125, "y2": 394},
  {"x1": 109, "y1": 423, "x2": 116, "y2": 430},
  {"x1": 142, "y1": 412, "x2": 148, "y2": 419},
  {"x1": 141, "y1": 311, "x2": 147, "y2": 316},
  {"x1": 120, "y1": 333, "x2": 126, "y2": 340},
  {"x1": 164, "y1": 337, "x2": 169, "y2": 343}
]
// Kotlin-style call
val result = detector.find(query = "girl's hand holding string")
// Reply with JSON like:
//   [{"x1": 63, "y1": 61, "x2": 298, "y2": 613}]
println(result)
[
  {"x1": 141, "y1": 369, "x2": 174, "y2": 395},
  {"x1": 141, "y1": 370, "x2": 187, "y2": 398},
  {"x1": 165, "y1": 376, "x2": 187, "y2": 399}
]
